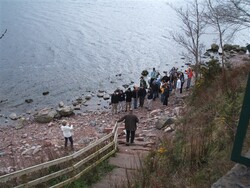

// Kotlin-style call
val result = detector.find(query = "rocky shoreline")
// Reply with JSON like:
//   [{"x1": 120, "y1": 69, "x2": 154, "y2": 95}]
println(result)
[
  {"x1": 0, "y1": 46, "x2": 249, "y2": 176},
  {"x1": 0, "y1": 88, "x2": 189, "y2": 175}
]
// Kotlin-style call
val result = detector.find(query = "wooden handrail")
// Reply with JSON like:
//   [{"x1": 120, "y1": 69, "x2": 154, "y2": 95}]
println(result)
[{"x1": 0, "y1": 122, "x2": 120, "y2": 187}]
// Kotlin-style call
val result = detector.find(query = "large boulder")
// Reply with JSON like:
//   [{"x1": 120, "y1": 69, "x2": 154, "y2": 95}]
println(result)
[
  {"x1": 34, "y1": 108, "x2": 57, "y2": 123},
  {"x1": 57, "y1": 105, "x2": 74, "y2": 117},
  {"x1": 156, "y1": 116, "x2": 175, "y2": 130},
  {"x1": 211, "y1": 43, "x2": 219, "y2": 52}
]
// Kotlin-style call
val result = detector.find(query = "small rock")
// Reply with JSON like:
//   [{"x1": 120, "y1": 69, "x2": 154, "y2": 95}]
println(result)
[
  {"x1": 48, "y1": 122, "x2": 54, "y2": 127},
  {"x1": 15, "y1": 117, "x2": 28, "y2": 129},
  {"x1": 85, "y1": 95, "x2": 91, "y2": 100},
  {"x1": 0, "y1": 151, "x2": 6, "y2": 157},
  {"x1": 136, "y1": 137, "x2": 144, "y2": 141},
  {"x1": 25, "y1": 99, "x2": 33, "y2": 103},
  {"x1": 150, "y1": 109, "x2": 162, "y2": 116},
  {"x1": 21, "y1": 148, "x2": 33, "y2": 155},
  {"x1": 90, "y1": 121, "x2": 96, "y2": 126},
  {"x1": 97, "y1": 93, "x2": 104, "y2": 98},
  {"x1": 9, "y1": 113, "x2": 18, "y2": 120},
  {"x1": 32, "y1": 146, "x2": 42, "y2": 155},
  {"x1": 42, "y1": 91, "x2": 49, "y2": 95},
  {"x1": 164, "y1": 127, "x2": 173, "y2": 132},
  {"x1": 59, "y1": 101, "x2": 64, "y2": 108},
  {"x1": 21, "y1": 134, "x2": 28, "y2": 138},
  {"x1": 103, "y1": 94, "x2": 110, "y2": 100},
  {"x1": 43, "y1": 140, "x2": 52, "y2": 147},
  {"x1": 72, "y1": 101, "x2": 79, "y2": 106}
]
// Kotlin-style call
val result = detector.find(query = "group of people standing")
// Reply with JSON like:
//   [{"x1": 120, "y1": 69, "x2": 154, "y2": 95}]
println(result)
[
  {"x1": 110, "y1": 66, "x2": 194, "y2": 114},
  {"x1": 60, "y1": 66, "x2": 194, "y2": 149},
  {"x1": 116, "y1": 66, "x2": 194, "y2": 146}
]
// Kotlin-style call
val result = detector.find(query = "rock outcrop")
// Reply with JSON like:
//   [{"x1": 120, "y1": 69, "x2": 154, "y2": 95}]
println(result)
[{"x1": 34, "y1": 108, "x2": 58, "y2": 123}]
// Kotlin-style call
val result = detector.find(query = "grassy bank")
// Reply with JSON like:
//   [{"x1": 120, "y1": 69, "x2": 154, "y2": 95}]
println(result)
[{"x1": 131, "y1": 58, "x2": 250, "y2": 187}]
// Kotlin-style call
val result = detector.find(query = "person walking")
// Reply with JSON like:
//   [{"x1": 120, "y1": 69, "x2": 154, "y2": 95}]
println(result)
[
  {"x1": 61, "y1": 120, "x2": 74, "y2": 149},
  {"x1": 117, "y1": 110, "x2": 139, "y2": 146}
]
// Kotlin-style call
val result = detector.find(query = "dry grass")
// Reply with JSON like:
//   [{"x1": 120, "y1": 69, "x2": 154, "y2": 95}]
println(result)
[{"x1": 128, "y1": 62, "x2": 250, "y2": 187}]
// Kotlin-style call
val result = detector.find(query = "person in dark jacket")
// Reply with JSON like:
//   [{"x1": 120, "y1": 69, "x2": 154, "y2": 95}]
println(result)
[
  {"x1": 117, "y1": 110, "x2": 139, "y2": 146},
  {"x1": 161, "y1": 71, "x2": 170, "y2": 83},
  {"x1": 132, "y1": 86, "x2": 139, "y2": 109},
  {"x1": 138, "y1": 87, "x2": 146, "y2": 107},
  {"x1": 111, "y1": 91, "x2": 119, "y2": 114},
  {"x1": 125, "y1": 88, "x2": 132, "y2": 111},
  {"x1": 118, "y1": 90, "x2": 125, "y2": 112},
  {"x1": 180, "y1": 72, "x2": 185, "y2": 93},
  {"x1": 163, "y1": 84, "x2": 170, "y2": 106},
  {"x1": 140, "y1": 76, "x2": 148, "y2": 89},
  {"x1": 152, "y1": 80, "x2": 159, "y2": 100}
]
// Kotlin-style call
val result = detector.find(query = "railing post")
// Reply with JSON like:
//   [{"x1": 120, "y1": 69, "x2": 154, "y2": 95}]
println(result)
[{"x1": 231, "y1": 72, "x2": 250, "y2": 167}]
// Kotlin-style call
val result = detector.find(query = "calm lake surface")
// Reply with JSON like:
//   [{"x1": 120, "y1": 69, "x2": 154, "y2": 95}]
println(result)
[{"x1": 0, "y1": 0, "x2": 248, "y2": 123}]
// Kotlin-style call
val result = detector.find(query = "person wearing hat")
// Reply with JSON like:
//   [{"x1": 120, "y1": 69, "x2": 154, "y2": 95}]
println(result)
[
  {"x1": 117, "y1": 110, "x2": 139, "y2": 146},
  {"x1": 61, "y1": 120, "x2": 74, "y2": 149}
]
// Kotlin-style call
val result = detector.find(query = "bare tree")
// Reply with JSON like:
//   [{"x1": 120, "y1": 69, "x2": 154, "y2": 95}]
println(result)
[
  {"x1": 229, "y1": 0, "x2": 250, "y2": 27},
  {"x1": 168, "y1": 0, "x2": 207, "y2": 78},
  {"x1": 203, "y1": 0, "x2": 243, "y2": 70}
]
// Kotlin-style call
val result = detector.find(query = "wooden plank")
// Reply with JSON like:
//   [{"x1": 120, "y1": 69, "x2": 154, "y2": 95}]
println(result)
[
  {"x1": 14, "y1": 142, "x2": 115, "y2": 188},
  {"x1": 0, "y1": 155, "x2": 73, "y2": 183},
  {"x1": 50, "y1": 149, "x2": 116, "y2": 188},
  {"x1": 74, "y1": 142, "x2": 114, "y2": 169},
  {"x1": 15, "y1": 166, "x2": 74, "y2": 188},
  {"x1": 112, "y1": 122, "x2": 118, "y2": 134},
  {"x1": 73, "y1": 133, "x2": 113, "y2": 158}
]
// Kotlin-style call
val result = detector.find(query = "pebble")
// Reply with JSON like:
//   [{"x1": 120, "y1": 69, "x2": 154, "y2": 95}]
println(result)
[{"x1": 0, "y1": 151, "x2": 6, "y2": 157}]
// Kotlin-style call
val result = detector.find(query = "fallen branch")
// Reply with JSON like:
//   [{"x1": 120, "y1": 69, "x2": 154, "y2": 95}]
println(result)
[{"x1": 0, "y1": 29, "x2": 7, "y2": 39}]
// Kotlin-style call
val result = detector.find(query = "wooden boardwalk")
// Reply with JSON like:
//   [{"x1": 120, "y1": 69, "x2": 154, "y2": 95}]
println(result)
[{"x1": 92, "y1": 137, "x2": 154, "y2": 188}]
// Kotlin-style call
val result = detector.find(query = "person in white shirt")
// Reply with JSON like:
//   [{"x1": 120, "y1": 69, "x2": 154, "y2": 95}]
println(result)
[
  {"x1": 176, "y1": 77, "x2": 181, "y2": 97},
  {"x1": 61, "y1": 120, "x2": 73, "y2": 149}
]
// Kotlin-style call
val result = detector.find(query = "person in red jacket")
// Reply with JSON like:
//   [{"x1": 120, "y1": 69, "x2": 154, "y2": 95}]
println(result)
[{"x1": 185, "y1": 67, "x2": 193, "y2": 90}]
